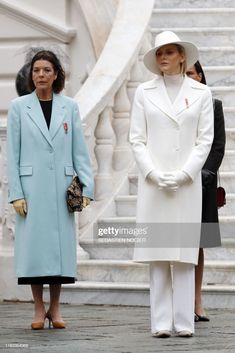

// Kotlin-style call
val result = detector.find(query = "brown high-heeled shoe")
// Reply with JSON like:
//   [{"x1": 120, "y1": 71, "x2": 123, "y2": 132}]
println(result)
[
  {"x1": 46, "y1": 312, "x2": 66, "y2": 329},
  {"x1": 31, "y1": 314, "x2": 46, "y2": 330}
]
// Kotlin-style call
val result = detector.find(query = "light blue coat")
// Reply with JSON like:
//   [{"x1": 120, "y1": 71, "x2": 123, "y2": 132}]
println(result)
[{"x1": 7, "y1": 91, "x2": 94, "y2": 278}]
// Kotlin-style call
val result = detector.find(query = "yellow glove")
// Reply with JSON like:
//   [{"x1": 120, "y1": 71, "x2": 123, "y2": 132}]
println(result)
[
  {"x1": 82, "y1": 197, "x2": 91, "y2": 208},
  {"x1": 13, "y1": 199, "x2": 27, "y2": 217}
]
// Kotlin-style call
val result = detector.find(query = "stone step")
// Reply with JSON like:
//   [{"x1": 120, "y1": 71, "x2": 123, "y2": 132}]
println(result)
[
  {"x1": 204, "y1": 260, "x2": 235, "y2": 285},
  {"x1": 151, "y1": 27, "x2": 235, "y2": 46},
  {"x1": 205, "y1": 238, "x2": 235, "y2": 260},
  {"x1": 219, "y1": 171, "x2": 235, "y2": 193},
  {"x1": 128, "y1": 170, "x2": 235, "y2": 195},
  {"x1": 62, "y1": 281, "x2": 235, "y2": 308},
  {"x1": 80, "y1": 237, "x2": 235, "y2": 260},
  {"x1": 224, "y1": 128, "x2": 235, "y2": 149},
  {"x1": 97, "y1": 216, "x2": 235, "y2": 238},
  {"x1": 80, "y1": 238, "x2": 134, "y2": 260},
  {"x1": 155, "y1": 0, "x2": 235, "y2": 8},
  {"x1": 220, "y1": 151, "x2": 235, "y2": 172},
  {"x1": 223, "y1": 107, "x2": 235, "y2": 128},
  {"x1": 114, "y1": 193, "x2": 235, "y2": 217},
  {"x1": 204, "y1": 66, "x2": 235, "y2": 86},
  {"x1": 211, "y1": 86, "x2": 235, "y2": 106},
  {"x1": 151, "y1": 8, "x2": 235, "y2": 28},
  {"x1": 199, "y1": 47, "x2": 235, "y2": 66},
  {"x1": 98, "y1": 216, "x2": 135, "y2": 223},
  {"x1": 219, "y1": 215, "x2": 235, "y2": 237},
  {"x1": 77, "y1": 259, "x2": 148, "y2": 283},
  {"x1": 115, "y1": 195, "x2": 137, "y2": 217},
  {"x1": 77, "y1": 259, "x2": 235, "y2": 285}
]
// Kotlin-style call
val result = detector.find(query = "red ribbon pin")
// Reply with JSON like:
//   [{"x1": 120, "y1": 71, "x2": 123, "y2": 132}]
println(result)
[
  {"x1": 63, "y1": 122, "x2": 68, "y2": 134},
  {"x1": 185, "y1": 98, "x2": 189, "y2": 109}
]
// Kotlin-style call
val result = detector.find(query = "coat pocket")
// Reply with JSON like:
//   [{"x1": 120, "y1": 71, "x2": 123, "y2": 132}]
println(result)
[
  {"x1": 19, "y1": 166, "x2": 33, "y2": 176},
  {"x1": 65, "y1": 166, "x2": 74, "y2": 176}
]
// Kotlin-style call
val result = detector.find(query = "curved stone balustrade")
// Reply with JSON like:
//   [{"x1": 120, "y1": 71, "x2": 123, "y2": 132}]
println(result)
[{"x1": 75, "y1": 0, "x2": 154, "y2": 234}]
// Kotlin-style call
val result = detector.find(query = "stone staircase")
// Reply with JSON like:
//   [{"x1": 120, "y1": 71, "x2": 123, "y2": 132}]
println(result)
[{"x1": 62, "y1": 0, "x2": 235, "y2": 308}]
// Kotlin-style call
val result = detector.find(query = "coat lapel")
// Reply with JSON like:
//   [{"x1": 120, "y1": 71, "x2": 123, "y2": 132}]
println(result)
[
  {"x1": 143, "y1": 76, "x2": 208, "y2": 123},
  {"x1": 26, "y1": 91, "x2": 53, "y2": 147},
  {"x1": 26, "y1": 91, "x2": 66, "y2": 146},
  {"x1": 49, "y1": 93, "x2": 66, "y2": 140},
  {"x1": 173, "y1": 76, "x2": 206, "y2": 116},
  {"x1": 143, "y1": 77, "x2": 177, "y2": 122}
]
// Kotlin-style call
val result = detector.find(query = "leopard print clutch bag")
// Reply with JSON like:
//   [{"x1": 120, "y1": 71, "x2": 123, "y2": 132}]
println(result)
[{"x1": 67, "y1": 176, "x2": 83, "y2": 212}]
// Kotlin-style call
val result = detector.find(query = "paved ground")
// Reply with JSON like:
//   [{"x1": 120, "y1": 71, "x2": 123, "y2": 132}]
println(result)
[{"x1": 0, "y1": 302, "x2": 235, "y2": 353}]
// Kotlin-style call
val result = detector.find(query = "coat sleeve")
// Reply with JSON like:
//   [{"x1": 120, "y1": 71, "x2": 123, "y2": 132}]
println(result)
[
  {"x1": 71, "y1": 102, "x2": 94, "y2": 199},
  {"x1": 7, "y1": 100, "x2": 25, "y2": 203},
  {"x1": 182, "y1": 88, "x2": 214, "y2": 180},
  {"x1": 129, "y1": 85, "x2": 155, "y2": 178},
  {"x1": 202, "y1": 99, "x2": 226, "y2": 173}
]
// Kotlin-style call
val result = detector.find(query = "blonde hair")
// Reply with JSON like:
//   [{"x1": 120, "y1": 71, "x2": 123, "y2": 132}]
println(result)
[{"x1": 175, "y1": 44, "x2": 186, "y2": 74}]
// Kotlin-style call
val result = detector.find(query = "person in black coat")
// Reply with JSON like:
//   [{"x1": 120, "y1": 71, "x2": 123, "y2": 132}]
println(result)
[{"x1": 186, "y1": 61, "x2": 226, "y2": 321}]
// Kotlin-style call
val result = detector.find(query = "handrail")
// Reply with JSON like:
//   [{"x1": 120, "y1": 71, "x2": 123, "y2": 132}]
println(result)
[
  {"x1": 78, "y1": 0, "x2": 118, "y2": 58},
  {"x1": 75, "y1": 0, "x2": 155, "y2": 124},
  {"x1": 0, "y1": 0, "x2": 76, "y2": 43}
]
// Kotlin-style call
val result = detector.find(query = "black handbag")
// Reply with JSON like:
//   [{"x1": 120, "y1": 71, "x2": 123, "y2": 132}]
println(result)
[{"x1": 67, "y1": 176, "x2": 83, "y2": 212}]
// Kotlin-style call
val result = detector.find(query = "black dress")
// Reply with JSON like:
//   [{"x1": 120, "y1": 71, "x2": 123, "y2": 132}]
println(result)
[
  {"x1": 18, "y1": 100, "x2": 76, "y2": 285},
  {"x1": 200, "y1": 99, "x2": 226, "y2": 248}
]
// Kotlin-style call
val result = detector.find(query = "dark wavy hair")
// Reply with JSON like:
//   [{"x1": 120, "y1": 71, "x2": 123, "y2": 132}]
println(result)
[
  {"x1": 28, "y1": 50, "x2": 65, "y2": 93},
  {"x1": 194, "y1": 60, "x2": 207, "y2": 85}
]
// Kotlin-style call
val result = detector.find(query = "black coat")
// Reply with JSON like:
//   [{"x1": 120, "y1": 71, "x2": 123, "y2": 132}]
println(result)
[{"x1": 200, "y1": 99, "x2": 226, "y2": 247}]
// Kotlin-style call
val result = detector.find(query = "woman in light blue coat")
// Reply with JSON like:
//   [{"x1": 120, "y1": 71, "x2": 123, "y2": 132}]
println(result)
[{"x1": 7, "y1": 50, "x2": 94, "y2": 329}]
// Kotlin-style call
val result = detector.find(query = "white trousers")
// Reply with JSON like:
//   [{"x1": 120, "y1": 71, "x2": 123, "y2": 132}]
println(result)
[{"x1": 150, "y1": 261, "x2": 195, "y2": 333}]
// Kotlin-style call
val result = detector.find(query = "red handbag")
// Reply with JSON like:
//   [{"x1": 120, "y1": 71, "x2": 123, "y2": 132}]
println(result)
[
  {"x1": 217, "y1": 172, "x2": 226, "y2": 208},
  {"x1": 217, "y1": 186, "x2": 226, "y2": 208}
]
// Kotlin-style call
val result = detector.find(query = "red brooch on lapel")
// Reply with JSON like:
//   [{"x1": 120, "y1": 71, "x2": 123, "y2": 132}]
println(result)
[
  {"x1": 185, "y1": 98, "x2": 189, "y2": 109},
  {"x1": 63, "y1": 122, "x2": 68, "y2": 134}
]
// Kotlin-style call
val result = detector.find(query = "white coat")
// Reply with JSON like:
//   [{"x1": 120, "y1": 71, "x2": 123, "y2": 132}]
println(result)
[{"x1": 129, "y1": 76, "x2": 214, "y2": 264}]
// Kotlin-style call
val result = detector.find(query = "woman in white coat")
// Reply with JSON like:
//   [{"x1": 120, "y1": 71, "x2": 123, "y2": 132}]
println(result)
[
  {"x1": 7, "y1": 50, "x2": 94, "y2": 329},
  {"x1": 129, "y1": 31, "x2": 214, "y2": 337}
]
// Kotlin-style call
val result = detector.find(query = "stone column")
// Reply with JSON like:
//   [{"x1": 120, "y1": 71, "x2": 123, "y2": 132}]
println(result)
[
  {"x1": 112, "y1": 81, "x2": 132, "y2": 171},
  {"x1": 94, "y1": 106, "x2": 114, "y2": 200},
  {"x1": 127, "y1": 55, "x2": 143, "y2": 104}
]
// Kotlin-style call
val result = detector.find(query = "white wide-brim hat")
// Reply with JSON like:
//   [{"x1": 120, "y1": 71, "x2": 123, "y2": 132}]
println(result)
[{"x1": 143, "y1": 31, "x2": 199, "y2": 75}]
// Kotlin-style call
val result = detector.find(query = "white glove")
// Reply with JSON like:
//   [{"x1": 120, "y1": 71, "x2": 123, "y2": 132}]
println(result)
[
  {"x1": 164, "y1": 171, "x2": 191, "y2": 188},
  {"x1": 13, "y1": 198, "x2": 27, "y2": 217},
  {"x1": 147, "y1": 170, "x2": 177, "y2": 190}
]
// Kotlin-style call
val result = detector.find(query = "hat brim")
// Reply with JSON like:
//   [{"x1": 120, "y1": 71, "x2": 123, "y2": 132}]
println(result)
[{"x1": 143, "y1": 41, "x2": 199, "y2": 75}]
